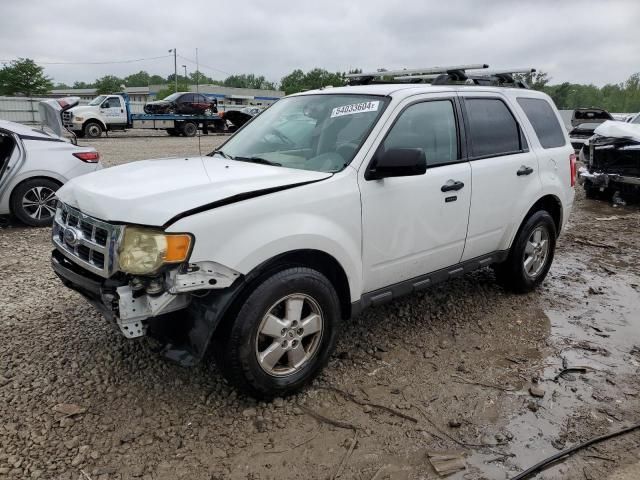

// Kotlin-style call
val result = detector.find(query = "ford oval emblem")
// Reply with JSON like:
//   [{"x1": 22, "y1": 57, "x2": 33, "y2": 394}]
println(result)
[{"x1": 63, "y1": 227, "x2": 80, "y2": 246}]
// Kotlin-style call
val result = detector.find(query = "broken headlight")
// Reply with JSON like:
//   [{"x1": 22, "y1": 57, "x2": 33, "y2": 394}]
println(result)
[{"x1": 118, "y1": 227, "x2": 192, "y2": 275}]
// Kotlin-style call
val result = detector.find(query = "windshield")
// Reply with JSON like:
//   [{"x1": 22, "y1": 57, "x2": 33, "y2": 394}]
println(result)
[
  {"x1": 88, "y1": 95, "x2": 107, "y2": 106},
  {"x1": 163, "y1": 93, "x2": 181, "y2": 102},
  {"x1": 215, "y1": 94, "x2": 389, "y2": 173},
  {"x1": 632, "y1": 115, "x2": 640, "y2": 124}
]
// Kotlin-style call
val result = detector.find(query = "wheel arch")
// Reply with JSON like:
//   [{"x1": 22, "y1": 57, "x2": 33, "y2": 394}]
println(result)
[
  {"x1": 8, "y1": 174, "x2": 63, "y2": 211},
  {"x1": 524, "y1": 194, "x2": 563, "y2": 237},
  {"x1": 230, "y1": 249, "x2": 352, "y2": 322},
  {"x1": 82, "y1": 118, "x2": 106, "y2": 133}
]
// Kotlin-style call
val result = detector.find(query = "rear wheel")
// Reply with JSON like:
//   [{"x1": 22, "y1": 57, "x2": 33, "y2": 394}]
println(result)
[
  {"x1": 181, "y1": 122, "x2": 197, "y2": 137},
  {"x1": 10, "y1": 178, "x2": 60, "y2": 227},
  {"x1": 213, "y1": 267, "x2": 341, "y2": 398},
  {"x1": 83, "y1": 121, "x2": 103, "y2": 138},
  {"x1": 494, "y1": 210, "x2": 556, "y2": 293}
]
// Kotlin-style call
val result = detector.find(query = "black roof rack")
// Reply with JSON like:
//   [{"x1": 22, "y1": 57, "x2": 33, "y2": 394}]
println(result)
[{"x1": 346, "y1": 65, "x2": 535, "y2": 89}]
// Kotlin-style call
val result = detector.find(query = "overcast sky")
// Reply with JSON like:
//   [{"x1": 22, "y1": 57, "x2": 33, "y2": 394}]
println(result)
[{"x1": 1, "y1": 0, "x2": 638, "y2": 88}]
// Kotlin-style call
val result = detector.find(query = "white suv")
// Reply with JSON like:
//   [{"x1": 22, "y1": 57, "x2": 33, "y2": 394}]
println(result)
[{"x1": 51, "y1": 69, "x2": 575, "y2": 398}]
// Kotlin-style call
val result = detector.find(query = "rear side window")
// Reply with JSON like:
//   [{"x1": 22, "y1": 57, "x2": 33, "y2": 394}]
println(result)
[
  {"x1": 465, "y1": 98, "x2": 525, "y2": 158},
  {"x1": 517, "y1": 98, "x2": 566, "y2": 149},
  {"x1": 382, "y1": 100, "x2": 458, "y2": 167}
]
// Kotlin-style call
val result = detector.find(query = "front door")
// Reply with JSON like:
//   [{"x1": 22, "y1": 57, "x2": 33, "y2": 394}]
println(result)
[
  {"x1": 359, "y1": 95, "x2": 471, "y2": 293},
  {"x1": 100, "y1": 96, "x2": 127, "y2": 124}
]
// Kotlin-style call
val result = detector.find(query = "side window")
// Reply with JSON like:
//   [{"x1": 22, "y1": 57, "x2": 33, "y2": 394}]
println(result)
[
  {"x1": 108, "y1": 97, "x2": 121, "y2": 108},
  {"x1": 465, "y1": 98, "x2": 525, "y2": 158},
  {"x1": 195, "y1": 94, "x2": 207, "y2": 103},
  {"x1": 180, "y1": 94, "x2": 194, "y2": 103},
  {"x1": 517, "y1": 97, "x2": 566, "y2": 148},
  {"x1": 381, "y1": 100, "x2": 458, "y2": 167}
]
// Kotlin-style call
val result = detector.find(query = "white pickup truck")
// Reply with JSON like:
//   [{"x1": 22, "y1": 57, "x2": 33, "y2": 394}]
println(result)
[
  {"x1": 51, "y1": 66, "x2": 575, "y2": 398},
  {"x1": 62, "y1": 93, "x2": 225, "y2": 138}
]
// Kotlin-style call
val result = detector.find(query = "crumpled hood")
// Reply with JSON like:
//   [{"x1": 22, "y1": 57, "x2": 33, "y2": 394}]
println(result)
[{"x1": 56, "y1": 157, "x2": 331, "y2": 226}]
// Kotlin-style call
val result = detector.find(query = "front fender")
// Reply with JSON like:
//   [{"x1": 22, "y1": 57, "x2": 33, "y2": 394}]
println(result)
[{"x1": 167, "y1": 173, "x2": 363, "y2": 301}]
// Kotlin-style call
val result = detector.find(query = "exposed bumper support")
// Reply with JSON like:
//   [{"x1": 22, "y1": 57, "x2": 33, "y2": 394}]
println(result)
[
  {"x1": 52, "y1": 248, "x2": 245, "y2": 366},
  {"x1": 578, "y1": 167, "x2": 640, "y2": 187}
]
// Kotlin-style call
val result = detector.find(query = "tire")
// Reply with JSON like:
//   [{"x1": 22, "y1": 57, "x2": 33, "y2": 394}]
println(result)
[
  {"x1": 10, "y1": 178, "x2": 61, "y2": 227},
  {"x1": 204, "y1": 108, "x2": 213, "y2": 116},
  {"x1": 83, "y1": 121, "x2": 103, "y2": 138},
  {"x1": 181, "y1": 122, "x2": 197, "y2": 137},
  {"x1": 494, "y1": 210, "x2": 557, "y2": 294},
  {"x1": 213, "y1": 267, "x2": 341, "y2": 399},
  {"x1": 166, "y1": 128, "x2": 179, "y2": 136}
]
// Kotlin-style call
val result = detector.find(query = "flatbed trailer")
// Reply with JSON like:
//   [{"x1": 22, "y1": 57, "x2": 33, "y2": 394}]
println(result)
[{"x1": 63, "y1": 92, "x2": 226, "y2": 138}]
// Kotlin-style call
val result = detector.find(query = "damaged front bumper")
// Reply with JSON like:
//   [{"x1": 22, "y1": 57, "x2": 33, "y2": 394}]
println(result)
[
  {"x1": 578, "y1": 167, "x2": 640, "y2": 188},
  {"x1": 51, "y1": 249, "x2": 243, "y2": 365}
]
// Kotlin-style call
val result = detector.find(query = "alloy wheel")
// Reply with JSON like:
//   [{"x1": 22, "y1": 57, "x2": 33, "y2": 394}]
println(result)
[
  {"x1": 523, "y1": 226, "x2": 550, "y2": 278},
  {"x1": 255, "y1": 293, "x2": 324, "y2": 377},
  {"x1": 22, "y1": 186, "x2": 57, "y2": 220}
]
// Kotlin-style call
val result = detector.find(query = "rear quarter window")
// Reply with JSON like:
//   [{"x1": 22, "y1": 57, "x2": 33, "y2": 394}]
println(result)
[{"x1": 517, "y1": 97, "x2": 566, "y2": 149}]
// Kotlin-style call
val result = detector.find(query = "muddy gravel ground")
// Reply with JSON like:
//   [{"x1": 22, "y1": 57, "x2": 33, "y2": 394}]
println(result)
[{"x1": 1, "y1": 134, "x2": 640, "y2": 480}]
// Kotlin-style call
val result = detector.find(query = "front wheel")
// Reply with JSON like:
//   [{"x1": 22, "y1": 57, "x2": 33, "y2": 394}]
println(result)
[
  {"x1": 83, "y1": 121, "x2": 103, "y2": 138},
  {"x1": 213, "y1": 267, "x2": 341, "y2": 399},
  {"x1": 494, "y1": 210, "x2": 557, "y2": 293}
]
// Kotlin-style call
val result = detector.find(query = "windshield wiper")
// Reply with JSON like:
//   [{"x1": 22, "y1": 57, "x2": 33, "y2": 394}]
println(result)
[
  {"x1": 208, "y1": 149, "x2": 232, "y2": 159},
  {"x1": 233, "y1": 156, "x2": 282, "y2": 167}
]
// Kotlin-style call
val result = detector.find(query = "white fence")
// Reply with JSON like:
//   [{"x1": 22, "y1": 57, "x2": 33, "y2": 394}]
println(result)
[{"x1": 0, "y1": 96, "x2": 147, "y2": 125}]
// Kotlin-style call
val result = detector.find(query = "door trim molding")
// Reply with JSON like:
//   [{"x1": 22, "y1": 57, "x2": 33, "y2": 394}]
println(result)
[{"x1": 351, "y1": 250, "x2": 508, "y2": 315}]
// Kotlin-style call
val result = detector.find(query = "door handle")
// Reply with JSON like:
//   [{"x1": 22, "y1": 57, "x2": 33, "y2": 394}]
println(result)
[
  {"x1": 517, "y1": 165, "x2": 534, "y2": 176},
  {"x1": 441, "y1": 180, "x2": 465, "y2": 192}
]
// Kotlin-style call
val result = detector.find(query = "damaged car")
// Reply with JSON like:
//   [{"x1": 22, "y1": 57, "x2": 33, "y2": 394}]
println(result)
[
  {"x1": 143, "y1": 92, "x2": 219, "y2": 115},
  {"x1": 222, "y1": 106, "x2": 263, "y2": 131},
  {"x1": 579, "y1": 120, "x2": 640, "y2": 201},
  {"x1": 569, "y1": 107, "x2": 614, "y2": 152}
]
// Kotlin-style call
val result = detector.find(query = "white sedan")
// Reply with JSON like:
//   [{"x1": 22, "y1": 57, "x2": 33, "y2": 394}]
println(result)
[{"x1": 0, "y1": 98, "x2": 102, "y2": 227}]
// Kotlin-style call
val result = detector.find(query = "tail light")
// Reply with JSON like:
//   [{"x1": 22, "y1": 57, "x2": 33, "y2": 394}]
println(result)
[
  {"x1": 569, "y1": 153, "x2": 577, "y2": 187},
  {"x1": 73, "y1": 151, "x2": 100, "y2": 163}
]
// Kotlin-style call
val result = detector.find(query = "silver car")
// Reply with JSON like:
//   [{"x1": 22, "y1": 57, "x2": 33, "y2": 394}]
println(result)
[{"x1": 0, "y1": 98, "x2": 102, "y2": 226}]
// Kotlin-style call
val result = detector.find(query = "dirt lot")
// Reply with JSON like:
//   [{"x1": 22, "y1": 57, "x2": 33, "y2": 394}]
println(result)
[{"x1": 1, "y1": 133, "x2": 639, "y2": 480}]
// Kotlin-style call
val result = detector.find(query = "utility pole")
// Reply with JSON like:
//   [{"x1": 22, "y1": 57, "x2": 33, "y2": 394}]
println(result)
[
  {"x1": 195, "y1": 47, "x2": 199, "y2": 93},
  {"x1": 182, "y1": 65, "x2": 187, "y2": 82},
  {"x1": 168, "y1": 48, "x2": 177, "y2": 92}
]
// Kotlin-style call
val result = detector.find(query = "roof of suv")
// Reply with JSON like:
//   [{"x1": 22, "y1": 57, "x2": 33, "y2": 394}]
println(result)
[{"x1": 294, "y1": 83, "x2": 551, "y2": 101}]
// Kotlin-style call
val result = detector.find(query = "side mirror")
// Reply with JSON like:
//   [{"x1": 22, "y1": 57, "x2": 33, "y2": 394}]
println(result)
[
  {"x1": 365, "y1": 148, "x2": 427, "y2": 180},
  {"x1": 102, "y1": 103, "x2": 110, "y2": 109}
]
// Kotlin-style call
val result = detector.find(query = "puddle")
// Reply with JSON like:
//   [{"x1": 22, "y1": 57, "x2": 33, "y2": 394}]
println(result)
[{"x1": 460, "y1": 252, "x2": 640, "y2": 479}]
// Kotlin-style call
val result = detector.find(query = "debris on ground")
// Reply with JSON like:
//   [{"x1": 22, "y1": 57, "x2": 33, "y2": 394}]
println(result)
[{"x1": 427, "y1": 450, "x2": 466, "y2": 476}]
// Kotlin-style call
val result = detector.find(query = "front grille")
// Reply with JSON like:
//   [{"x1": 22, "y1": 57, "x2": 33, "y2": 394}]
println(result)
[{"x1": 52, "y1": 202, "x2": 122, "y2": 278}]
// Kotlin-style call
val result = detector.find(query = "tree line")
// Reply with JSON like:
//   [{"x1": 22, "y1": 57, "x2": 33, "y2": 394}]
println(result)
[{"x1": 1, "y1": 58, "x2": 639, "y2": 112}]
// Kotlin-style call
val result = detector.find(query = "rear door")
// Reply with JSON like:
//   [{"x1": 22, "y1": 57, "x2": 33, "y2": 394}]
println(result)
[
  {"x1": 459, "y1": 93, "x2": 542, "y2": 261},
  {"x1": 359, "y1": 94, "x2": 472, "y2": 292}
]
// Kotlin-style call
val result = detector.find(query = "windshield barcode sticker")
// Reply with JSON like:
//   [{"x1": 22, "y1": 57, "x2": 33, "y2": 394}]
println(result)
[{"x1": 331, "y1": 101, "x2": 380, "y2": 118}]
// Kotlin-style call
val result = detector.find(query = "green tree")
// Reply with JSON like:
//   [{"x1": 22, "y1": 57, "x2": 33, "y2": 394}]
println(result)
[
  {"x1": 189, "y1": 70, "x2": 222, "y2": 85},
  {"x1": 124, "y1": 70, "x2": 150, "y2": 87},
  {"x1": 0, "y1": 58, "x2": 53, "y2": 96},
  {"x1": 94, "y1": 75, "x2": 124, "y2": 94},
  {"x1": 72, "y1": 81, "x2": 93, "y2": 89},
  {"x1": 223, "y1": 73, "x2": 276, "y2": 90},
  {"x1": 279, "y1": 68, "x2": 346, "y2": 95},
  {"x1": 148, "y1": 74, "x2": 166, "y2": 85}
]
